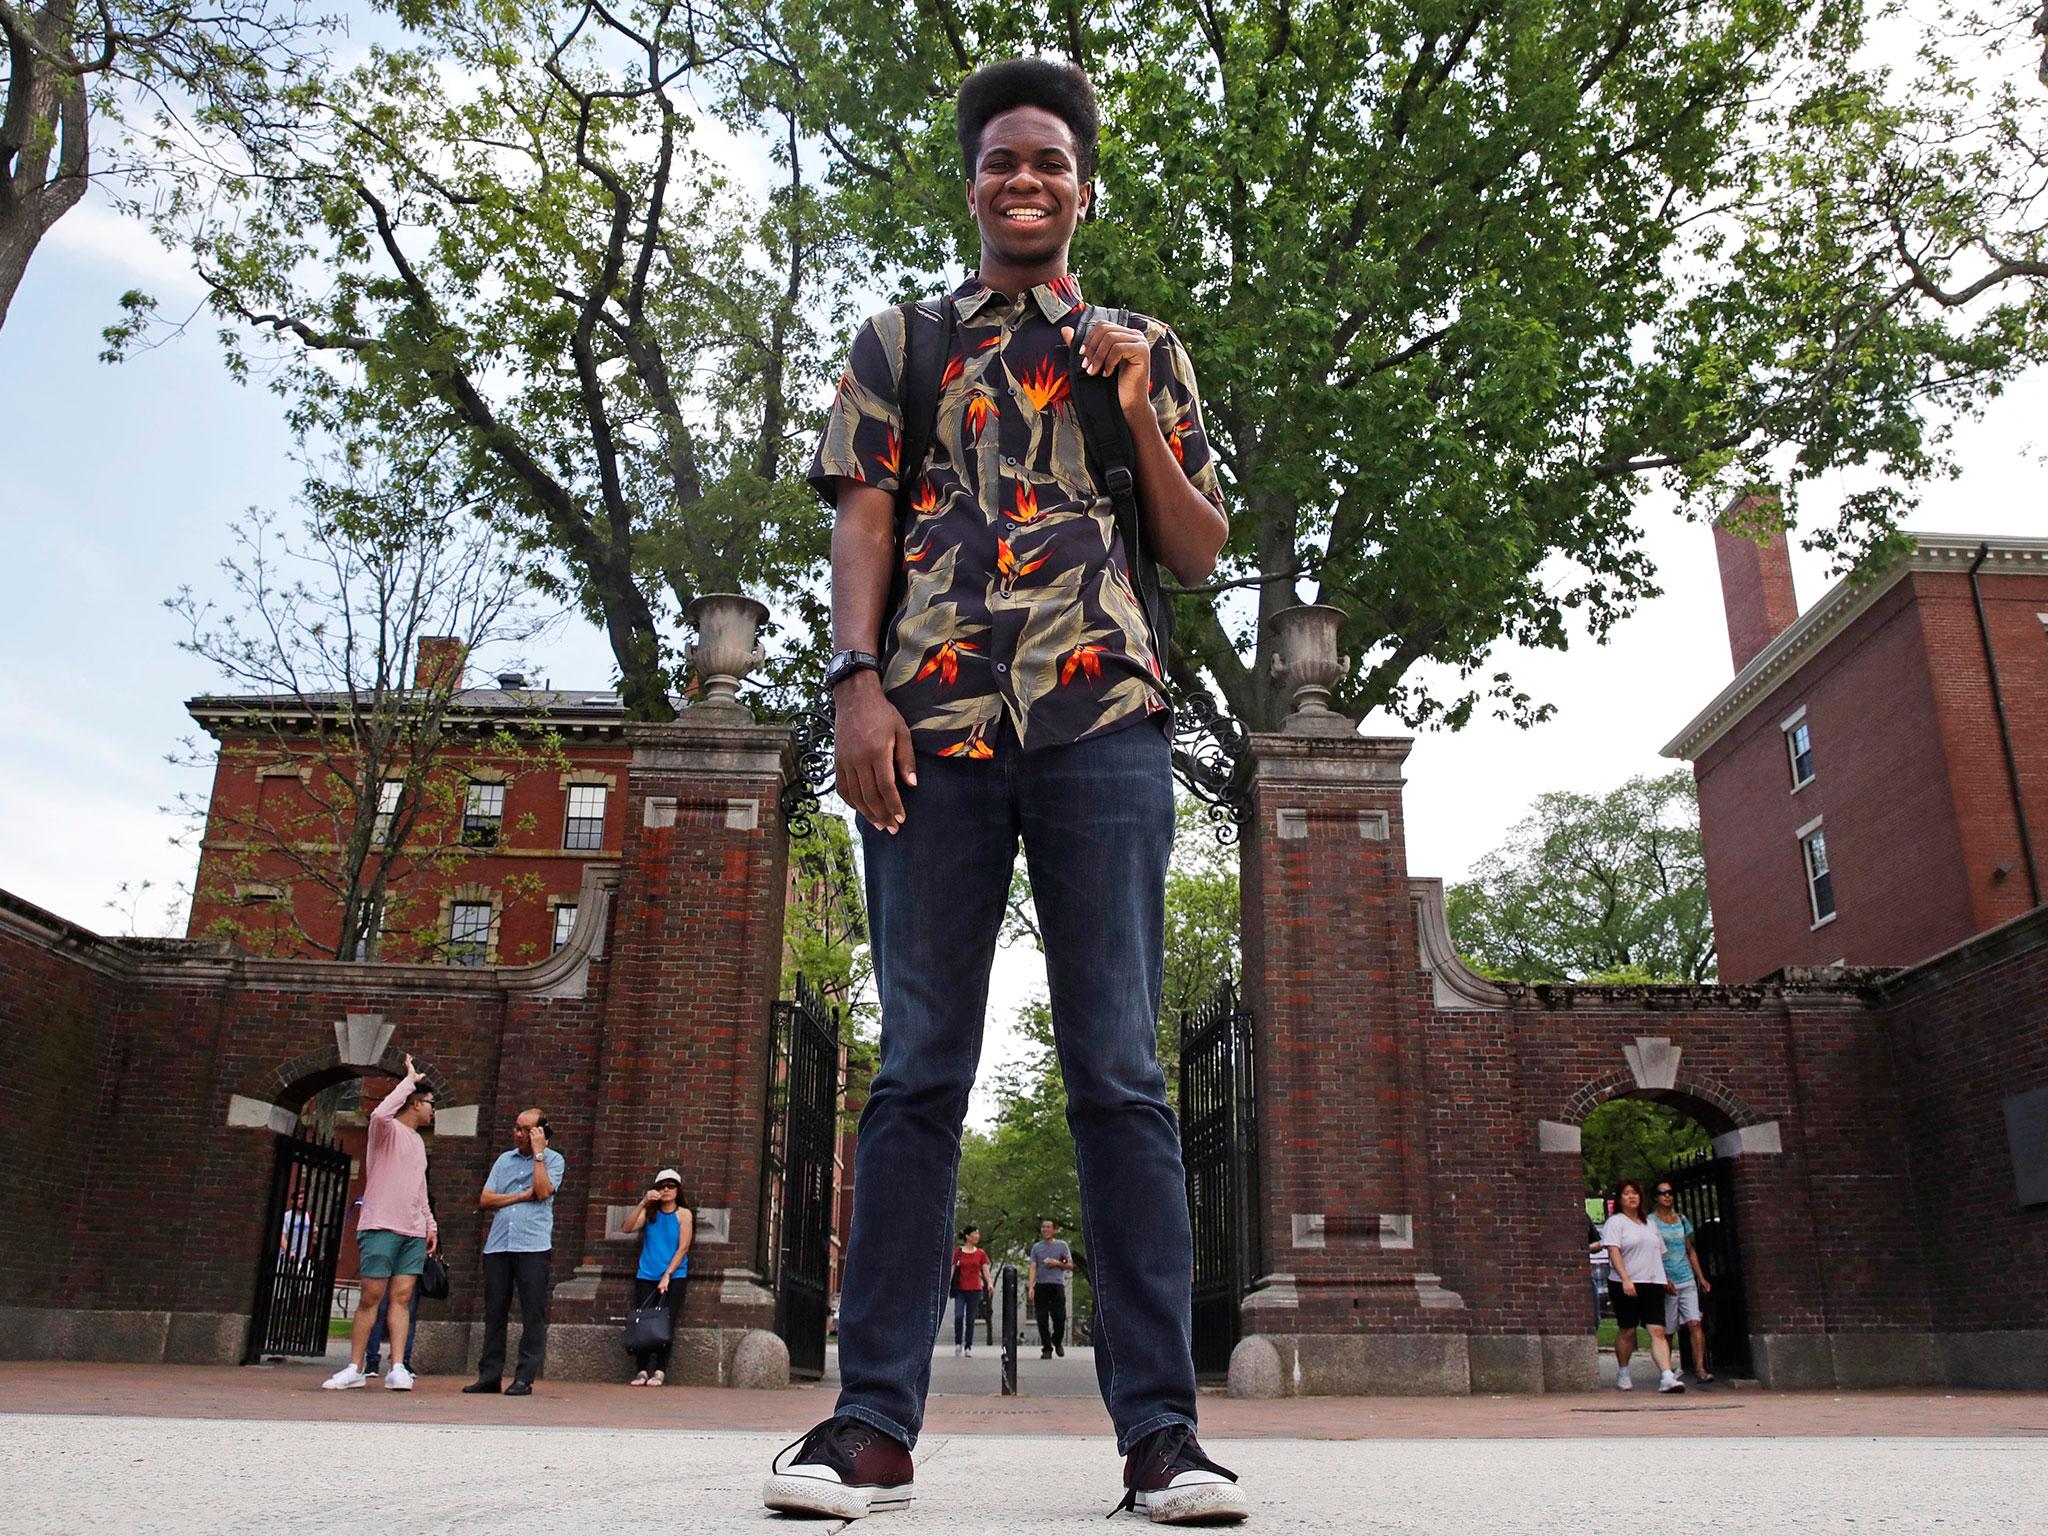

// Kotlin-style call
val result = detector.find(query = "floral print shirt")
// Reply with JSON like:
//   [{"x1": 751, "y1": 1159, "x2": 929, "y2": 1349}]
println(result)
[{"x1": 808, "y1": 273, "x2": 1226, "y2": 759}]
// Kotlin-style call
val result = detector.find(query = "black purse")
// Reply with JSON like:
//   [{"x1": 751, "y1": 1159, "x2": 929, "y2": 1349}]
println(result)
[
  {"x1": 417, "y1": 1254, "x2": 451, "y2": 1301},
  {"x1": 623, "y1": 1296, "x2": 674, "y2": 1353}
]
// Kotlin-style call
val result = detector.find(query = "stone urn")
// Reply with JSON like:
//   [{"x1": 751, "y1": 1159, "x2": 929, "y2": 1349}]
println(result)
[
  {"x1": 1267, "y1": 603, "x2": 1354, "y2": 736},
  {"x1": 684, "y1": 593, "x2": 769, "y2": 714}
]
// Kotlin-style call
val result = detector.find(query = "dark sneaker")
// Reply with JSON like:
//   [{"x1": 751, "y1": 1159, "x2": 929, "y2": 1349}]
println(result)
[
  {"x1": 763, "y1": 1416, "x2": 914, "y2": 1519},
  {"x1": 1113, "y1": 1424, "x2": 1249, "y2": 1524},
  {"x1": 1055, "y1": 1343, "x2": 1065, "y2": 1357}
]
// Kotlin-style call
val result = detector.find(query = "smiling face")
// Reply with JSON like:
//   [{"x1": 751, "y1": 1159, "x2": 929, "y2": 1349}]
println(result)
[{"x1": 966, "y1": 105, "x2": 1090, "y2": 281}]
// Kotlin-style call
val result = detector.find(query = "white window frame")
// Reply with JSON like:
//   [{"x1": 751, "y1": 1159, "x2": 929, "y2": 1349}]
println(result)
[
  {"x1": 463, "y1": 779, "x2": 506, "y2": 847},
  {"x1": 564, "y1": 783, "x2": 608, "y2": 850},
  {"x1": 448, "y1": 899, "x2": 494, "y2": 966},
  {"x1": 551, "y1": 902, "x2": 579, "y2": 953},
  {"x1": 373, "y1": 779, "x2": 405, "y2": 844},
  {"x1": 1797, "y1": 815, "x2": 1835, "y2": 928},
  {"x1": 1781, "y1": 705, "x2": 1815, "y2": 791}
]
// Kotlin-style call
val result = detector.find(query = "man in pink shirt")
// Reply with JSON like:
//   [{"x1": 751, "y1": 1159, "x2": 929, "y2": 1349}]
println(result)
[{"x1": 324, "y1": 1055, "x2": 438, "y2": 1391}]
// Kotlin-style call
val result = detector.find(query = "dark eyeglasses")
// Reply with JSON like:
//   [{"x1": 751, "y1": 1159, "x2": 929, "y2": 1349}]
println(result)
[{"x1": 1655, "y1": 1189, "x2": 1675, "y2": 1198}]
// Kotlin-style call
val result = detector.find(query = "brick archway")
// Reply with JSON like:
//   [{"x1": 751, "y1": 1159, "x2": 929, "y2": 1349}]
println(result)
[{"x1": 1563, "y1": 1071, "x2": 1764, "y2": 1139}]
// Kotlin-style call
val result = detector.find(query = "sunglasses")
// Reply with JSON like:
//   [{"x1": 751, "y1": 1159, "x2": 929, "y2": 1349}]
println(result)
[{"x1": 1655, "y1": 1189, "x2": 1675, "y2": 1198}]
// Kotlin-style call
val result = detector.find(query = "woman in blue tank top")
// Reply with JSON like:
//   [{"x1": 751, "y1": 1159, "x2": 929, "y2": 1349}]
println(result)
[{"x1": 622, "y1": 1167, "x2": 693, "y2": 1385}]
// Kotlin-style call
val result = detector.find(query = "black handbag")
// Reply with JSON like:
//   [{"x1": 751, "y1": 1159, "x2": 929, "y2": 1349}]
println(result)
[
  {"x1": 417, "y1": 1254, "x2": 451, "y2": 1301},
  {"x1": 623, "y1": 1296, "x2": 674, "y2": 1353}
]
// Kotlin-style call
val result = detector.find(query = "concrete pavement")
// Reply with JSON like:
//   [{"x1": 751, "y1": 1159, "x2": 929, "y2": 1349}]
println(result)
[{"x1": 3, "y1": 1415, "x2": 2044, "y2": 1533}]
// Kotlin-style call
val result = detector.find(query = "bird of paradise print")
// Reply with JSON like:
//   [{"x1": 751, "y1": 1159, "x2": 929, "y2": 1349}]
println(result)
[
  {"x1": 939, "y1": 724, "x2": 995, "y2": 759},
  {"x1": 914, "y1": 638, "x2": 980, "y2": 687},
  {"x1": 877, "y1": 427, "x2": 902, "y2": 478},
  {"x1": 912, "y1": 478, "x2": 940, "y2": 516},
  {"x1": 941, "y1": 352, "x2": 965, "y2": 390},
  {"x1": 1167, "y1": 416, "x2": 1193, "y2": 465},
  {"x1": 1060, "y1": 644, "x2": 1104, "y2": 685},
  {"x1": 1011, "y1": 482, "x2": 1041, "y2": 522},
  {"x1": 996, "y1": 537, "x2": 1049, "y2": 595},
  {"x1": 964, "y1": 393, "x2": 993, "y2": 440},
  {"x1": 1018, "y1": 356, "x2": 1071, "y2": 413}
]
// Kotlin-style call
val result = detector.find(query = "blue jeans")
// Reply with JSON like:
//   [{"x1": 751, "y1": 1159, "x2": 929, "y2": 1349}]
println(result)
[
  {"x1": 953, "y1": 1291, "x2": 978, "y2": 1349},
  {"x1": 835, "y1": 713, "x2": 1195, "y2": 1455}
]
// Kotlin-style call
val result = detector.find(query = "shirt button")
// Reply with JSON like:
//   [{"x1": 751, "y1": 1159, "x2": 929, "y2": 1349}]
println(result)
[
  {"x1": 1004, "y1": 456, "x2": 1017, "y2": 466},
  {"x1": 995, "y1": 663, "x2": 1008, "y2": 674}
]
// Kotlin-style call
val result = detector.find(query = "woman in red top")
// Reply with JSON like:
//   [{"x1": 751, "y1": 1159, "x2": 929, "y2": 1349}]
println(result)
[{"x1": 949, "y1": 1226, "x2": 992, "y2": 1357}]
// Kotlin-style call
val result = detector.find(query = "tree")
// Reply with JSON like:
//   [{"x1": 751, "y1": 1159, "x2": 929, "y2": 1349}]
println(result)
[
  {"x1": 171, "y1": 453, "x2": 564, "y2": 961},
  {"x1": 113, "y1": 0, "x2": 837, "y2": 721},
  {"x1": 0, "y1": 0, "x2": 325, "y2": 327},
  {"x1": 743, "y1": 0, "x2": 2048, "y2": 743},
  {"x1": 1581, "y1": 1097, "x2": 1710, "y2": 1196},
  {"x1": 781, "y1": 809, "x2": 880, "y2": 1122},
  {"x1": 1446, "y1": 769, "x2": 1714, "y2": 984}
]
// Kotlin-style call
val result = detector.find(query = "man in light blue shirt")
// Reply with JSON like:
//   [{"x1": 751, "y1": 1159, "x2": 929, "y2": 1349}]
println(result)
[{"x1": 464, "y1": 1109, "x2": 566, "y2": 1396}]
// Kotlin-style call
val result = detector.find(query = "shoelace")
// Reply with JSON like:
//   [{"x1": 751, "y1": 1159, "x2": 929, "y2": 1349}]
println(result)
[
  {"x1": 772, "y1": 1416, "x2": 874, "y2": 1477},
  {"x1": 1107, "y1": 1423, "x2": 1237, "y2": 1517}
]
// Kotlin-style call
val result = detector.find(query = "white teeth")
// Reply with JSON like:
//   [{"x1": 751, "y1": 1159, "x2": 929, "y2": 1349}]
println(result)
[{"x1": 1004, "y1": 210, "x2": 1048, "y2": 222}]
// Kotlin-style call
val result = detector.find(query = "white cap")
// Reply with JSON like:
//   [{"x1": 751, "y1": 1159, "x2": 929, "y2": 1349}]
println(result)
[{"x1": 654, "y1": 1168, "x2": 682, "y2": 1185}]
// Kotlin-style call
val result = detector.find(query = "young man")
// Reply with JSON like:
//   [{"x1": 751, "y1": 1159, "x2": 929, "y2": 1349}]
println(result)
[
  {"x1": 1029, "y1": 1217, "x2": 1074, "y2": 1358},
  {"x1": 1651, "y1": 1181, "x2": 1714, "y2": 1381},
  {"x1": 323, "y1": 1056, "x2": 437, "y2": 1392},
  {"x1": 463, "y1": 1109, "x2": 563, "y2": 1396},
  {"x1": 763, "y1": 58, "x2": 1248, "y2": 1525}
]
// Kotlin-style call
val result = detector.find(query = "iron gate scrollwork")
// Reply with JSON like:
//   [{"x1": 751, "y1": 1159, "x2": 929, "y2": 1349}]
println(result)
[
  {"x1": 1179, "y1": 979, "x2": 1262, "y2": 1379},
  {"x1": 760, "y1": 973, "x2": 841, "y2": 1380},
  {"x1": 245, "y1": 1130, "x2": 352, "y2": 1363},
  {"x1": 1664, "y1": 1148, "x2": 1753, "y2": 1379}
]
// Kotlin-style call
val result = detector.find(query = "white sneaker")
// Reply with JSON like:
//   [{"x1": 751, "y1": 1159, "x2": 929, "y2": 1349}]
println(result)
[
  {"x1": 385, "y1": 1365, "x2": 415, "y2": 1391},
  {"x1": 1615, "y1": 1367, "x2": 1633, "y2": 1391},
  {"x1": 1659, "y1": 1371, "x2": 1685, "y2": 1394},
  {"x1": 953, "y1": 1344, "x2": 964, "y2": 1357},
  {"x1": 322, "y1": 1364, "x2": 368, "y2": 1391}
]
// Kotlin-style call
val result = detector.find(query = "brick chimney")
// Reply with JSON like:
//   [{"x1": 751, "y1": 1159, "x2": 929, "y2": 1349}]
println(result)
[
  {"x1": 1713, "y1": 494, "x2": 1799, "y2": 672},
  {"x1": 413, "y1": 635, "x2": 467, "y2": 694}
]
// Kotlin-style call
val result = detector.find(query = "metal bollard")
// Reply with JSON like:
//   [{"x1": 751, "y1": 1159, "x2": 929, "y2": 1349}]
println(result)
[{"x1": 1000, "y1": 1263, "x2": 1019, "y2": 1396}]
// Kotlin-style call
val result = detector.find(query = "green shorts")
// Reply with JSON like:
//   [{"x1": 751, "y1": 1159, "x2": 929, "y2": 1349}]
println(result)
[{"x1": 358, "y1": 1230, "x2": 427, "y2": 1278}]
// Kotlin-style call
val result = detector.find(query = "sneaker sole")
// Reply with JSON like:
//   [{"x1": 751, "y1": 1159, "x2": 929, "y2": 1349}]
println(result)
[
  {"x1": 762, "y1": 1475, "x2": 912, "y2": 1519},
  {"x1": 321, "y1": 1380, "x2": 367, "y2": 1391},
  {"x1": 386, "y1": 1381, "x2": 413, "y2": 1391},
  {"x1": 1137, "y1": 1485, "x2": 1252, "y2": 1524}
]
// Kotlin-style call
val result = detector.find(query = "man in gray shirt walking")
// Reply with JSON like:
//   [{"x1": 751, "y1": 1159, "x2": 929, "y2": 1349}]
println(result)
[{"x1": 1029, "y1": 1219, "x2": 1074, "y2": 1359}]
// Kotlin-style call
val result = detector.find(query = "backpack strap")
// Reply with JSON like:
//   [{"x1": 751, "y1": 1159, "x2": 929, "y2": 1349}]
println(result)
[
  {"x1": 1069, "y1": 304, "x2": 1176, "y2": 669},
  {"x1": 885, "y1": 297, "x2": 957, "y2": 625}
]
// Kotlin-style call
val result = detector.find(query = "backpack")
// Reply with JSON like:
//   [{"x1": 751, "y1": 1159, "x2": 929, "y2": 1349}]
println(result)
[{"x1": 891, "y1": 297, "x2": 1177, "y2": 668}]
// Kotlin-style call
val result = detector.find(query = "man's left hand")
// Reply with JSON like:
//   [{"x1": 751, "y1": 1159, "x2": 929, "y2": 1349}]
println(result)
[
  {"x1": 1062, "y1": 321, "x2": 1152, "y2": 420},
  {"x1": 427, "y1": 1232, "x2": 439, "y2": 1257}
]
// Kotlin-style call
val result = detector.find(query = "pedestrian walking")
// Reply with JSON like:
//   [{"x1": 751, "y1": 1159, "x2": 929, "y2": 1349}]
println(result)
[
  {"x1": 622, "y1": 1168, "x2": 693, "y2": 1386},
  {"x1": 1602, "y1": 1178, "x2": 1684, "y2": 1394},
  {"x1": 948, "y1": 1228, "x2": 991, "y2": 1357},
  {"x1": 1030, "y1": 1218, "x2": 1074, "y2": 1358},
  {"x1": 764, "y1": 56, "x2": 1246, "y2": 1526},
  {"x1": 1587, "y1": 1211, "x2": 1611, "y2": 1328},
  {"x1": 1652, "y1": 1179, "x2": 1714, "y2": 1382},
  {"x1": 464, "y1": 1109, "x2": 565, "y2": 1397},
  {"x1": 322, "y1": 1057, "x2": 436, "y2": 1392}
]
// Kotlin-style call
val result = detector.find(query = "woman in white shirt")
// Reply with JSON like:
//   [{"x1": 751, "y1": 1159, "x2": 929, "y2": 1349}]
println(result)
[{"x1": 1601, "y1": 1179, "x2": 1684, "y2": 1393}]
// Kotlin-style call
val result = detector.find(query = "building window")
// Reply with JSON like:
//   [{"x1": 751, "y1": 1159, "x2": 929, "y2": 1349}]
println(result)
[
  {"x1": 463, "y1": 780, "x2": 506, "y2": 847},
  {"x1": 1801, "y1": 824, "x2": 1835, "y2": 925},
  {"x1": 448, "y1": 900, "x2": 493, "y2": 966},
  {"x1": 373, "y1": 779, "x2": 405, "y2": 844},
  {"x1": 564, "y1": 784, "x2": 607, "y2": 850},
  {"x1": 552, "y1": 903, "x2": 578, "y2": 952},
  {"x1": 1785, "y1": 720, "x2": 1815, "y2": 789},
  {"x1": 352, "y1": 901, "x2": 383, "y2": 962}
]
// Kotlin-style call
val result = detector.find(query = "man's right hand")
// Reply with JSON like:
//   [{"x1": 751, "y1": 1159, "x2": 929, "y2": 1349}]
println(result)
[{"x1": 833, "y1": 671, "x2": 916, "y2": 834}]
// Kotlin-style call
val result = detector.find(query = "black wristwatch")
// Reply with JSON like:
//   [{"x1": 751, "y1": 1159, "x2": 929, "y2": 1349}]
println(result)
[{"x1": 825, "y1": 649, "x2": 881, "y2": 690}]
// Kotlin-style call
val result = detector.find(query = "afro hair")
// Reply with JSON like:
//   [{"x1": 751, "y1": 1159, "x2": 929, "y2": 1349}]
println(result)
[{"x1": 956, "y1": 58, "x2": 1100, "y2": 182}]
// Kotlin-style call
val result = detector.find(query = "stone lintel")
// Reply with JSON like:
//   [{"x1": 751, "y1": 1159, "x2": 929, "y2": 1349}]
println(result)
[
  {"x1": 1536, "y1": 1119, "x2": 1583, "y2": 1153},
  {"x1": 626, "y1": 719, "x2": 795, "y2": 783},
  {"x1": 1711, "y1": 1121, "x2": 1783, "y2": 1157},
  {"x1": 1244, "y1": 732, "x2": 1414, "y2": 790}
]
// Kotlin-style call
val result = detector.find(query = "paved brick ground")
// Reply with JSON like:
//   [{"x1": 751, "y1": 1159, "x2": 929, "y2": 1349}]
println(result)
[{"x1": 4, "y1": 1362, "x2": 2046, "y2": 1441}]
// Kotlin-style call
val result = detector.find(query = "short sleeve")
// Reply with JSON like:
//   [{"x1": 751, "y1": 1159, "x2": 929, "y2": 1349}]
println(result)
[
  {"x1": 1599, "y1": 1216, "x2": 1620, "y2": 1247},
  {"x1": 548, "y1": 1150, "x2": 566, "y2": 1186},
  {"x1": 809, "y1": 309, "x2": 908, "y2": 507},
  {"x1": 1143, "y1": 322, "x2": 1227, "y2": 518}
]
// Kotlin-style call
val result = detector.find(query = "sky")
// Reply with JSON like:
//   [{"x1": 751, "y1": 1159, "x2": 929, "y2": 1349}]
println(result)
[{"x1": 3, "y1": 29, "x2": 2044, "y2": 1130}]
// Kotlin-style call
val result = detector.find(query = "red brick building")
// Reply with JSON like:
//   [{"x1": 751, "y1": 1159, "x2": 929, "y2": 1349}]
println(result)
[
  {"x1": 1665, "y1": 515, "x2": 2048, "y2": 983},
  {"x1": 185, "y1": 639, "x2": 632, "y2": 967}
]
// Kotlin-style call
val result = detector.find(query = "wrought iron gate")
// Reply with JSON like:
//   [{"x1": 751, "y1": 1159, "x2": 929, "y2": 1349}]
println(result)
[
  {"x1": 1179, "y1": 980, "x2": 1263, "y2": 1380},
  {"x1": 1665, "y1": 1150, "x2": 1753, "y2": 1379},
  {"x1": 760, "y1": 974, "x2": 841, "y2": 1380},
  {"x1": 245, "y1": 1130, "x2": 352, "y2": 1363}
]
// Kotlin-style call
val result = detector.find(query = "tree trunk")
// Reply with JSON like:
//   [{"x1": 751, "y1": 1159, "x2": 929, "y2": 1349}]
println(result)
[{"x1": 0, "y1": 5, "x2": 91, "y2": 331}]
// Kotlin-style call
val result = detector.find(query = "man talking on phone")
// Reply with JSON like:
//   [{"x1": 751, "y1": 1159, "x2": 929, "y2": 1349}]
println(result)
[{"x1": 465, "y1": 1108, "x2": 564, "y2": 1396}]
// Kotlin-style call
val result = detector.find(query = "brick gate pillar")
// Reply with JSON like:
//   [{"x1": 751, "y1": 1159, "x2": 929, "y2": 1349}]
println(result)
[
  {"x1": 550, "y1": 707, "x2": 798, "y2": 1385},
  {"x1": 1235, "y1": 712, "x2": 1473, "y2": 1392}
]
